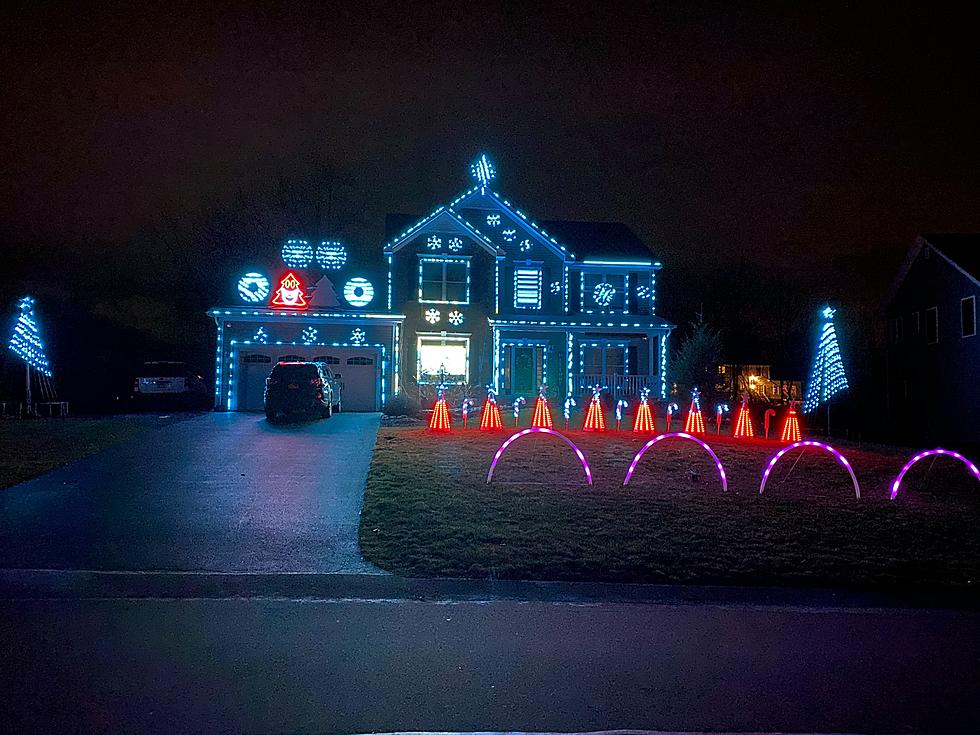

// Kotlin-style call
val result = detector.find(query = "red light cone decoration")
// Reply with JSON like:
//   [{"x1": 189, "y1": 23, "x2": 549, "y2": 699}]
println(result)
[
  {"x1": 583, "y1": 384, "x2": 606, "y2": 432},
  {"x1": 733, "y1": 393, "x2": 755, "y2": 438},
  {"x1": 779, "y1": 400, "x2": 802, "y2": 443},
  {"x1": 632, "y1": 388, "x2": 656, "y2": 432},
  {"x1": 480, "y1": 386, "x2": 503, "y2": 431},
  {"x1": 531, "y1": 386, "x2": 554, "y2": 429},
  {"x1": 683, "y1": 387, "x2": 706, "y2": 434},
  {"x1": 428, "y1": 385, "x2": 451, "y2": 432}
]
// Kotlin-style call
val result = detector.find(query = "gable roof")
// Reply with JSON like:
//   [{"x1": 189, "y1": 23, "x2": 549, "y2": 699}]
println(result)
[
  {"x1": 538, "y1": 220, "x2": 659, "y2": 263},
  {"x1": 921, "y1": 234, "x2": 980, "y2": 284},
  {"x1": 383, "y1": 205, "x2": 501, "y2": 255}
]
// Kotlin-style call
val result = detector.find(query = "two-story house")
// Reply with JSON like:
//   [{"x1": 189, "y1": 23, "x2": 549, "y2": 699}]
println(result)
[
  {"x1": 209, "y1": 156, "x2": 674, "y2": 412},
  {"x1": 884, "y1": 234, "x2": 980, "y2": 443}
]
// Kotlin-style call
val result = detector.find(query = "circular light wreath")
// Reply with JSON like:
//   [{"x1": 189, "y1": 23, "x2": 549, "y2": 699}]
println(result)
[
  {"x1": 316, "y1": 242, "x2": 347, "y2": 270},
  {"x1": 237, "y1": 272, "x2": 271, "y2": 303},
  {"x1": 281, "y1": 240, "x2": 313, "y2": 268},
  {"x1": 593, "y1": 282, "x2": 617, "y2": 307},
  {"x1": 343, "y1": 277, "x2": 375, "y2": 307}
]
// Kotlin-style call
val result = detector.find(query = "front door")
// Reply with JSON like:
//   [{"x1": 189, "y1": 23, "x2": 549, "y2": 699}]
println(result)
[{"x1": 512, "y1": 347, "x2": 538, "y2": 394}]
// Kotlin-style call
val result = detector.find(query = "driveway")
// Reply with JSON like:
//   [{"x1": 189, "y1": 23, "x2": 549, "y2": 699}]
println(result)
[{"x1": 0, "y1": 412, "x2": 383, "y2": 574}]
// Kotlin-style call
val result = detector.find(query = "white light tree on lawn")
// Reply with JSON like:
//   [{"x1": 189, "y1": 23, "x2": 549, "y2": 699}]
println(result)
[{"x1": 802, "y1": 305, "x2": 849, "y2": 433}]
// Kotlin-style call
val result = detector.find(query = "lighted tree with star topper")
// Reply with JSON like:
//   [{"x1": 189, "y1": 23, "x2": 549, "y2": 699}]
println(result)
[
  {"x1": 802, "y1": 305, "x2": 850, "y2": 434},
  {"x1": 7, "y1": 296, "x2": 53, "y2": 412}
]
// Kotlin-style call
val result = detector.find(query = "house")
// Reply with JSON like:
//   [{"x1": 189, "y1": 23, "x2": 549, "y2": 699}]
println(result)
[
  {"x1": 717, "y1": 363, "x2": 802, "y2": 402},
  {"x1": 209, "y1": 156, "x2": 674, "y2": 411},
  {"x1": 883, "y1": 234, "x2": 980, "y2": 443}
]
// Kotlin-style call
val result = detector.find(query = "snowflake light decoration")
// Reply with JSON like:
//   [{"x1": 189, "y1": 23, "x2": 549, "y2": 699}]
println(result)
[
  {"x1": 448, "y1": 310, "x2": 464, "y2": 326},
  {"x1": 426, "y1": 235, "x2": 443, "y2": 250},
  {"x1": 470, "y1": 154, "x2": 496, "y2": 187},
  {"x1": 425, "y1": 308, "x2": 441, "y2": 324},
  {"x1": 316, "y1": 242, "x2": 347, "y2": 270},
  {"x1": 301, "y1": 326, "x2": 318, "y2": 344},
  {"x1": 593, "y1": 282, "x2": 617, "y2": 307},
  {"x1": 350, "y1": 328, "x2": 366, "y2": 345},
  {"x1": 281, "y1": 239, "x2": 313, "y2": 268},
  {"x1": 502, "y1": 229, "x2": 517, "y2": 242},
  {"x1": 253, "y1": 327, "x2": 269, "y2": 344},
  {"x1": 486, "y1": 213, "x2": 501, "y2": 227},
  {"x1": 550, "y1": 281, "x2": 562, "y2": 294},
  {"x1": 636, "y1": 284, "x2": 651, "y2": 299},
  {"x1": 519, "y1": 239, "x2": 532, "y2": 252},
  {"x1": 448, "y1": 237, "x2": 464, "y2": 252}
]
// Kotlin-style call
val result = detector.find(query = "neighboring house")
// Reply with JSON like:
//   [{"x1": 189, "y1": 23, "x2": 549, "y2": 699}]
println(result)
[
  {"x1": 717, "y1": 363, "x2": 802, "y2": 402},
  {"x1": 209, "y1": 156, "x2": 674, "y2": 411},
  {"x1": 884, "y1": 234, "x2": 980, "y2": 443}
]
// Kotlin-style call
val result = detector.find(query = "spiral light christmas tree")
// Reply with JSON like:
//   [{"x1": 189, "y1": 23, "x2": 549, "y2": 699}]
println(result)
[
  {"x1": 683, "y1": 387, "x2": 706, "y2": 434},
  {"x1": 733, "y1": 393, "x2": 755, "y2": 438},
  {"x1": 802, "y1": 305, "x2": 850, "y2": 434},
  {"x1": 428, "y1": 385, "x2": 452, "y2": 432},
  {"x1": 7, "y1": 296, "x2": 53, "y2": 412},
  {"x1": 632, "y1": 388, "x2": 656, "y2": 432},
  {"x1": 531, "y1": 385, "x2": 554, "y2": 429},
  {"x1": 583, "y1": 385, "x2": 606, "y2": 432},
  {"x1": 480, "y1": 386, "x2": 503, "y2": 431},
  {"x1": 779, "y1": 400, "x2": 802, "y2": 443}
]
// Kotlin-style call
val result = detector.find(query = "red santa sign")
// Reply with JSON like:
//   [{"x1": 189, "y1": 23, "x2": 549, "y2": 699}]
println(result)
[{"x1": 270, "y1": 271, "x2": 308, "y2": 309}]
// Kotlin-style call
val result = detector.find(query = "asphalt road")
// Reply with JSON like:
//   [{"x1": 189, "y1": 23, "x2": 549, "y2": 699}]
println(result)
[
  {"x1": 1, "y1": 594, "x2": 978, "y2": 734},
  {"x1": 0, "y1": 412, "x2": 383, "y2": 573}
]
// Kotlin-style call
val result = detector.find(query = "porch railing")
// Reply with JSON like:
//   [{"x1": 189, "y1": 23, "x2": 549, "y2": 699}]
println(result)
[{"x1": 571, "y1": 374, "x2": 658, "y2": 397}]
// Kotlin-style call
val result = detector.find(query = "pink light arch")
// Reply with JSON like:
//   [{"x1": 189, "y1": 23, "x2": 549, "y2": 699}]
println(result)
[
  {"x1": 890, "y1": 448, "x2": 980, "y2": 500},
  {"x1": 623, "y1": 432, "x2": 728, "y2": 492},
  {"x1": 759, "y1": 440, "x2": 860, "y2": 499},
  {"x1": 486, "y1": 428, "x2": 593, "y2": 486}
]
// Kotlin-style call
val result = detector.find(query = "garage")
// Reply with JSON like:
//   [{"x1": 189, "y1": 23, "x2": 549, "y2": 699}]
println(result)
[{"x1": 237, "y1": 346, "x2": 382, "y2": 412}]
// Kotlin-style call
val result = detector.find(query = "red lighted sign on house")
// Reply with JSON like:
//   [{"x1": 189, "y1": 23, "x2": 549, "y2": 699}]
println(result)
[{"x1": 270, "y1": 271, "x2": 308, "y2": 309}]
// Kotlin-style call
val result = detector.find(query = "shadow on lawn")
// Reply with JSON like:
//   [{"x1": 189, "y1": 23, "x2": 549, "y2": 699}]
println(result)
[{"x1": 360, "y1": 427, "x2": 980, "y2": 591}]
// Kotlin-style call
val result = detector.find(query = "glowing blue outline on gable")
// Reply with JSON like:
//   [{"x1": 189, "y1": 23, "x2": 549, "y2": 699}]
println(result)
[{"x1": 383, "y1": 193, "x2": 501, "y2": 255}]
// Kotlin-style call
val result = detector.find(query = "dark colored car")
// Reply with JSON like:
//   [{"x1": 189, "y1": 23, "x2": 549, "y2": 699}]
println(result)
[
  {"x1": 264, "y1": 361, "x2": 339, "y2": 423},
  {"x1": 132, "y1": 361, "x2": 211, "y2": 410}
]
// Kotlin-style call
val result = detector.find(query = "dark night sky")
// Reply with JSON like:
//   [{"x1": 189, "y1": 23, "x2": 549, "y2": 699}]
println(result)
[{"x1": 3, "y1": 1, "x2": 980, "y2": 366}]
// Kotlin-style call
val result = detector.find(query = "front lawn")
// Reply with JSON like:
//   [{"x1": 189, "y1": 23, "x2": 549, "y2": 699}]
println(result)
[
  {"x1": 0, "y1": 413, "x2": 200, "y2": 489},
  {"x1": 359, "y1": 427, "x2": 980, "y2": 589}
]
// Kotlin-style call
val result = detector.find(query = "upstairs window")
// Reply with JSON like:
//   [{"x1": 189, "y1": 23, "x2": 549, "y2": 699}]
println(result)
[
  {"x1": 962, "y1": 296, "x2": 976, "y2": 338},
  {"x1": 514, "y1": 267, "x2": 543, "y2": 309},
  {"x1": 925, "y1": 307, "x2": 938, "y2": 344},
  {"x1": 582, "y1": 272, "x2": 627, "y2": 311},
  {"x1": 419, "y1": 257, "x2": 469, "y2": 304}
]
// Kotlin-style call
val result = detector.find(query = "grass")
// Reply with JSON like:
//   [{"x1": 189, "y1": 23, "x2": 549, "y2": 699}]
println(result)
[
  {"x1": 0, "y1": 413, "x2": 199, "y2": 489},
  {"x1": 359, "y1": 426, "x2": 980, "y2": 590}
]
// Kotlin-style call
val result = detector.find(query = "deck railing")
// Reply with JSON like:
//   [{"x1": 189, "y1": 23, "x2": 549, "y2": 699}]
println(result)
[{"x1": 571, "y1": 374, "x2": 658, "y2": 397}]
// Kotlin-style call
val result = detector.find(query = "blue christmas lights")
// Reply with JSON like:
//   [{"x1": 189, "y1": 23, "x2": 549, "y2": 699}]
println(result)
[
  {"x1": 427, "y1": 235, "x2": 443, "y2": 250},
  {"x1": 237, "y1": 272, "x2": 271, "y2": 303},
  {"x1": 514, "y1": 267, "x2": 543, "y2": 309},
  {"x1": 802, "y1": 305, "x2": 850, "y2": 413},
  {"x1": 486, "y1": 213, "x2": 501, "y2": 227},
  {"x1": 350, "y1": 328, "x2": 366, "y2": 345},
  {"x1": 448, "y1": 310, "x2": 464, "y2": 326},
  {"x1": 343, "y1": 277, "x2": 375, "y2": 307},
  {"x1": 8, "y1": 296, "x2": 52, "y2": 377},
  {"x1": 502, "y1": 229, "x2": 517, "y2": 242},
  {"x1": 470, "y1": 154, "x2": 496, "y2": 187},
  {"x1": 301, "y1": 326, "x2": 318, "y2": 344},
  {"x1": 593, "y1": 282, "x2": 617, "y2": 307},
  {"x1": 281, "y1": 239, "x2": 313, "y2": 268},
  {"x1": 316, "y1": 242, "x2": 347, "y2": 269},
  {"x1": 253, "y1": 327, "x2": 269, "y2": 344},
  {"x1": 448, "y1": 237, "x2": 464, "y2": 252}
]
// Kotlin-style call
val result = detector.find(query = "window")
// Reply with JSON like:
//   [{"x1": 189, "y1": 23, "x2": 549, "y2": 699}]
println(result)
[
  {"x1": 419, "y1": 257, "x2": 469, "y2": 303},
  {"x1": 514, "y1": 267, "x2": 542, "y2": 309},
  {"x1": 277, "y1": 354, "x2": 304, "y2": 362},
  {"x1": 417, "y1": 336, "x2": 469, "y2": 383},
  {"x1": 911, "y1": 311, "x2": 920, "y2": 337},
  {"x1": 242, "y1": 354, "x2": 271, "y2": 363},
  {"x1": 925, "y1": 307, "x2": 938, "y2": 344},
  {"x1": 346, "y1": 356, "x2": 374, "y2": 365},
  {"x1": 582, "y1": 272, "x2": 627, "y2": 311},
  {"x1": 314, "y1": 355, "x2": 340, "y2": 364},
  {"x1": 962, "y1": 296, "x2": 977, "y2": 338}
]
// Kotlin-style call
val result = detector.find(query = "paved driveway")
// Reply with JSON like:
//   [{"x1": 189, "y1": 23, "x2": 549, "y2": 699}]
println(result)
[{"x1": 0, "y1": 413, "x2": 383, "y2": 573}]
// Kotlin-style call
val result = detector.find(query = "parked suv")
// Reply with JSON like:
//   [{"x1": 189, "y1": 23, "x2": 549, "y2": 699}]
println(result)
[
  {"x1": 264, "y1": 361, "x2": 341, "y2": 423},
  {"x1": 132, "y1": 361, "x2": 211, "y2": 410}
]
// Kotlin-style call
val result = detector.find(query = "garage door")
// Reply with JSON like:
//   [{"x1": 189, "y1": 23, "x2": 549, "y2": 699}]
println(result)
[{"x1": 237, "y1": 346, "x2": 380, "y2": 412}]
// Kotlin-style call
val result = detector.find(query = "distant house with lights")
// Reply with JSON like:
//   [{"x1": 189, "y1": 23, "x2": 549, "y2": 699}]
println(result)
[
  {"x1": 717, "y1": 363, "x2": 802, "y2": 403},
  {"x1": 883, "y1": 234, "x2": 980, "y2": 443},
  {"x1": 209, "y1": 156, "x2": 674, "y2": 411}
]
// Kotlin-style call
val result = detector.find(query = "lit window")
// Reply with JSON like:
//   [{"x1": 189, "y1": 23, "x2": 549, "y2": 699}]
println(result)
[
  {"x1": 962, "y1": 296, "x2": 976, "y2": 338},
  {"x1": 925, "y1": 307, "x2": 938, "y2": 344},
  {"x1": 417, "y1": 336, "x2": 469, "y2": 383},
  {"x1": 514, "y1": 267, "x2": 542, "y2": 309},
  {"x1": 419, "y1": 257, "x2": 469, "y2": 304}
]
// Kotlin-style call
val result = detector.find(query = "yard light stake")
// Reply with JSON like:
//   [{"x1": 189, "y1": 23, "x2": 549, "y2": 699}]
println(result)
[
  {"x1": 632, "y1": 388, "x2": 656, "y2": 433},
  {"x1": 665, "y1": 402, "x2": 679, "y2": 432},
  {"x1": 531, "y1": 386, "x2": 554, "y2": 429},
  {"x1": 733, "y1": 394, "x2": 754, "y2": 438},
  {"x1": 889, "y1": 448, "x2": 980, "y2": 500},
  {"x1": 461, "y1": 398, "x2": 475, "y2": 429},
  {"x1": 616, "y1": 399, "x2": 628, "y2": 431},
  {"x1": 583, "y1": 384, "x2": 606, "y2": 432},
  {"x1": 683, "y1": 387, "x2": 706, "y2": 435},
  {"x1": 564, "y1": 395, "x2": 576, "y2": 431},
  {"x1": 764, "y1": 408, "x2": 776, "y2": 439},
  {"x1": 779, "y1": 400, "x2": 802, "y2": 443},
  {"x1": 715, "y1": 403, "x2": 729, "y2": 434},
  {"x1": 428, "y1": 385, "x2": 452, "y2": 432},
  {"x1": 759, "y1": 440, "x2": 860, "y2": 499},
  {"x1": 480, "y1": 386, "x2": 503, "y2": 431},
  {"x1": 513, "y1": 397, "x2": 526, "y2": 427}
]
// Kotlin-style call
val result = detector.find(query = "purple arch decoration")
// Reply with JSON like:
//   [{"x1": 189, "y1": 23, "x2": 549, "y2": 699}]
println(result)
[
  {"x1": 890, "y1": 448, "x2": 980, "y2": 501},
  {"x1": 486, "y1": 428, "x2": 593, "y2": 486},
  {"x1": 759, "y1": 440, "x2": 860, "y2": 499},
  {"x1": 623, "y1": 432, "x2": 728, "y2": 492}
]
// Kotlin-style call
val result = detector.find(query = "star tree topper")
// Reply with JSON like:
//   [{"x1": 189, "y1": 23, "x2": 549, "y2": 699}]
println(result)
[{"x1": 470, "y1": 154, "x2": 496, "y2": 188}]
